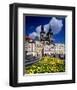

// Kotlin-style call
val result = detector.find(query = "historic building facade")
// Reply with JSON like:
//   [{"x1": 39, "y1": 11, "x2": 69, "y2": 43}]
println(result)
[{"x1": 25, "y1": 25, "x2": 65, "y2": 58}]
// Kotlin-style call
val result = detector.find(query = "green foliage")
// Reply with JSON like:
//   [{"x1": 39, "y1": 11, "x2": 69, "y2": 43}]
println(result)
[{"x1": 25, "y1": 56, "x2": 65, "y2": 74}]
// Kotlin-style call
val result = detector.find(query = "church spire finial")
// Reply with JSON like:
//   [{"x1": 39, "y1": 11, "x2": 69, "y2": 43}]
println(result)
[{"x1": 41, "y1": 25, "x2": 44, "y2": 32}]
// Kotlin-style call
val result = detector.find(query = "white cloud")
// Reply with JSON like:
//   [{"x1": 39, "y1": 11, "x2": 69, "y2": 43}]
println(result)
[
  {"x1": 49, "y1": 17, "x2": 63, "y2": 34},
  {"x1": 35, "y1": 17, "x2": 63, "y2": 35},
  {"x1": 29, "y1": 32, "x2": 37, "y2": 39},
  {"x1": 35, "y1": 25, "x2": 41, "y2": 39},
  {"x1": 44, "y1": 24, "x2": 49, "y2": 33},
  {"x1": 29, "y1": 17, "x2": 63, "y2": 40},
  {"x1": 36, "y1": 25, "x2": 41, "y2": 34}
]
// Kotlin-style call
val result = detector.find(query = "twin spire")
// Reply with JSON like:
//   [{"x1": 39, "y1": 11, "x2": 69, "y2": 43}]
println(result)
[{"x1": 40, "y1": 25, "x2": 53, "y2": 44}]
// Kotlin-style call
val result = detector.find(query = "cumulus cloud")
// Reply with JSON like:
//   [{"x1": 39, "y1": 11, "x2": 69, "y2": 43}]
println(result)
[
  {"x1": 44, "y1": 24, "x2": 49, "y2": 33},
  {"x1": 49, "y1": 17, "x2": 63, "y2": 34},
  {"x1": 36, "y1": 25, "x2": 41, "y2": 34},
  {"x1": 29, "y1": 17, "x2": 63, "y2": 40},
  {"x1": 35, "y1": 25, "x2": 41, "y2": 39},
  {"x1": 29, "y1": 32, "x2": 37, "y2": 39}
]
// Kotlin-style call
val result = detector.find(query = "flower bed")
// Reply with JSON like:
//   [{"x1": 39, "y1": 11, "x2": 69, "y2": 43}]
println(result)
[{"x1": 25, "y1": 56, "x2": 65, "y2": 74}]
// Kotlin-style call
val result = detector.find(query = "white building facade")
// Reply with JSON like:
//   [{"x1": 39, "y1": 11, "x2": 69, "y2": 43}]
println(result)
[
  {"x1": 25, "y1": 40, "x2": 65, "y2": 57},
  {"x1": 44, "y1": 43, "x2": 65, "y2": 55}
]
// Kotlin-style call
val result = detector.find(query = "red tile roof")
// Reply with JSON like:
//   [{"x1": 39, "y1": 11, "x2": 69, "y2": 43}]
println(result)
[{"x1": 25, "y1": 36, "x2": 32, "y2": 40}]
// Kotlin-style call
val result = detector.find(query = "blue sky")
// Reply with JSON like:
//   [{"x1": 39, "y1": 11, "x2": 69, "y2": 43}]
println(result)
[{"x1": 24, "y1": 15, "x2": 65, "y2": 43}]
